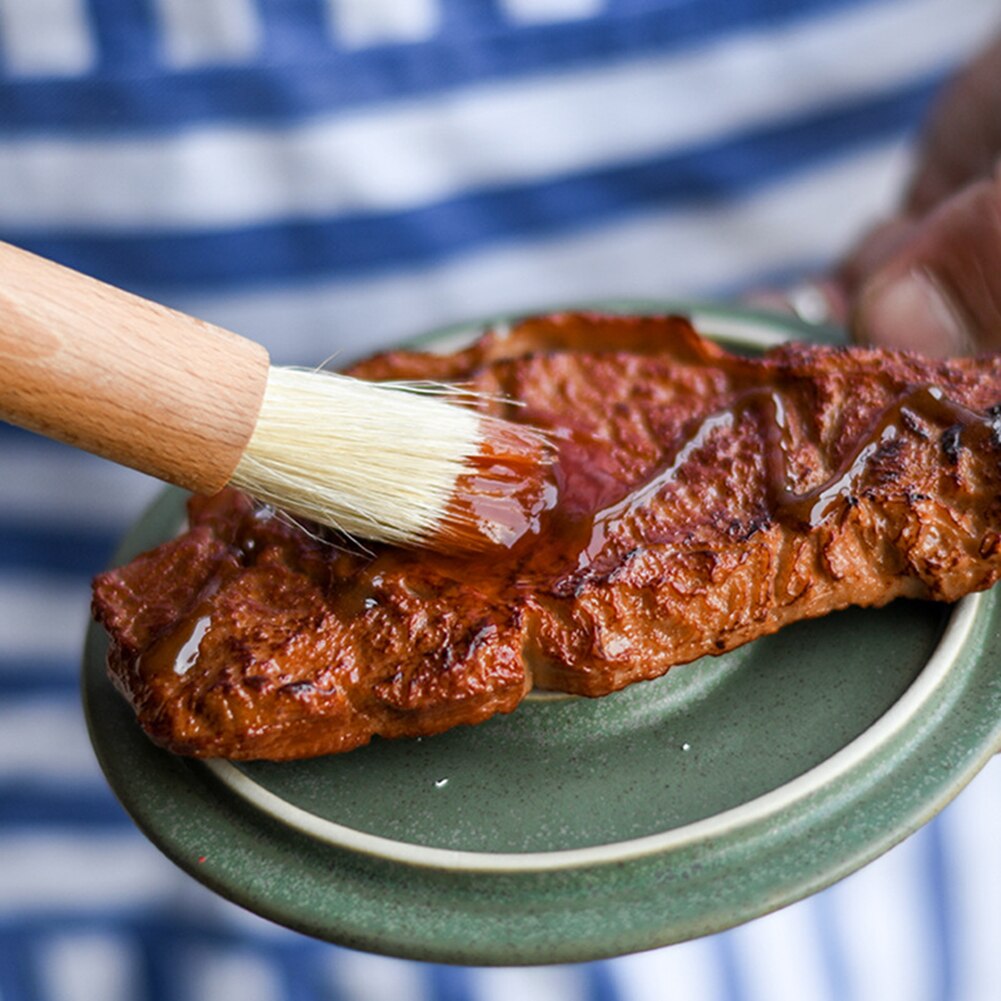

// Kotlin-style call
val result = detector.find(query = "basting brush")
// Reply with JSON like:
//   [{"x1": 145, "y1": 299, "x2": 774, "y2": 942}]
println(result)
[{"x1": 0, "y1": 242, "x2": 551, "y2": 552}]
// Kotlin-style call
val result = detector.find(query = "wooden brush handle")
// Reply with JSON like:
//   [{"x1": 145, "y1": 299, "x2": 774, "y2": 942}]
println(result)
[{"x1": 0, "y1": 242, "x2": 269, "y2": 494}]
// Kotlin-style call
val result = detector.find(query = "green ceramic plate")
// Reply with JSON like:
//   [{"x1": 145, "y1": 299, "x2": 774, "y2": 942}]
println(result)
[{"x1": 82, "y1": 302, "x2": 1001, "y2": 965}]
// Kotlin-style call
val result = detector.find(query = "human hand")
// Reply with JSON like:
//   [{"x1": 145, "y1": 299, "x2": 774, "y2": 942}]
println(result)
[{"x1": 839, "y1": 34, "x2": 1001, "y2": 357}]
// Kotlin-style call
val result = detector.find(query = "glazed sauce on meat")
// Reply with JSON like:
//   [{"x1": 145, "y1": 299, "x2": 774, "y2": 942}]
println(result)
[
  {"x1": 516, "y1": 380, "x2": 1001, "y2": 592},
  {"x1": 144, "y1": 319, "x2": 1001, "y2": 679},
  {"x1": 571, "y1": 382, "x2": 1000, "y2": 557},
  {"x1": 431, "y1": 422, "x2": 558, "y2": 552},
  {"x1": 767, "y1": 385, "x2": 1001, "y2": 527}
]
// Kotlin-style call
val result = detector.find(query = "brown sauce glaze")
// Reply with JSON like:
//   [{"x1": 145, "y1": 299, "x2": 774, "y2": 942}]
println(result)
[
  {"x1": 430, "y1": 422, "x2": 558, "y2": 553},
  {"x1": 510, "y1": 380, "x2": 1001, "y2": 598},
  {"x1": 770, "y1": 385, "x2": 1001, "y2": 527},
  {"x1": 145, "y1": 373, "x2": 1001, "y2": 680},
  {"x1": 568, "y1": 382, "x2": 1001, "y2": 551}
]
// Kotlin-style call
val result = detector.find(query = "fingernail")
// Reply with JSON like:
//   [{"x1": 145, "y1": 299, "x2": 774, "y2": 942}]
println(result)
[{"x1": 858, "y1": 269, "x2": 969, "y2": 357}]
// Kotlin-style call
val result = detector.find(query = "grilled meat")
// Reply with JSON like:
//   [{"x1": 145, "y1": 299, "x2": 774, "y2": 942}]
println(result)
[{"x1": 92, "y1": 313, "x2": 1001, "y2": 759}]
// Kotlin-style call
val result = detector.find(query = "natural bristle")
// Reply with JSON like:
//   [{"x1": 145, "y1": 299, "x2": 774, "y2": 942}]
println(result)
[{"x1": 230, "y1": 366, "x2": 552, "y2": 551}]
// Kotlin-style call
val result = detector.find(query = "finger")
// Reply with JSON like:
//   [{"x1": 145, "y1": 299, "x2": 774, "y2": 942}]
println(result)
[
  {"x1": 904, "y1": 34, "x2": 1001, "y2": 215},
  {"x1": 836, "y1": 216, "x2": 919, "y2": 307},
  {"x1": 851, "y1": 172, "x2": 1001, "y2": 356}
]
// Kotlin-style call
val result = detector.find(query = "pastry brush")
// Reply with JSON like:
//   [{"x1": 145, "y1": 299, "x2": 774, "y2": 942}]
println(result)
[{"x1": 0, "y1": 242, "x2": 550, "y2": 551}]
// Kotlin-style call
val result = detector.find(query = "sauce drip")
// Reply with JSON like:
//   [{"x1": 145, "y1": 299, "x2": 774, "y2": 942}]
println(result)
[
  {"x1": 578, "y1": 409, "x2": 736, "y2": 570},
  {"x1": 771, "y1": 385, "x2": 1001, "y2": 527},
  {"x1": 139, "y1": 606, "x2": 214, "y2": 679}
]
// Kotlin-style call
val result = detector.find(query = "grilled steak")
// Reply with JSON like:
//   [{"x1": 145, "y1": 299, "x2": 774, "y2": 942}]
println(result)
[{"x1": 92, "y1": 313, "x2": 1001, "y2": 760}]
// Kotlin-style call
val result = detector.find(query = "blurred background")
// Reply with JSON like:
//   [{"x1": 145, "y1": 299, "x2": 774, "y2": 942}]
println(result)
[{"x1": 2, "y1": 0, "x2": 1001, "y2": 998}]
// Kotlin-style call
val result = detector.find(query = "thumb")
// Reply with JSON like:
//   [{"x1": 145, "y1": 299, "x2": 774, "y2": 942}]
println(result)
[{"x1": 852, "y1": 172, "x2": 1001, "y2": 357}]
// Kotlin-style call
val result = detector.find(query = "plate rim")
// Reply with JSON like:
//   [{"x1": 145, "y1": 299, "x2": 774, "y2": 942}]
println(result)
[{"x1": 203, "y1": 593, "x2": 982, "y2": 872}]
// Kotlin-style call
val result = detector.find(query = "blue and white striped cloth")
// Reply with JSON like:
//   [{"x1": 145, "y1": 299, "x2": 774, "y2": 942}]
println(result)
[{"x1": 3, "y1": 1, "x2": 1001, "y2": 999}]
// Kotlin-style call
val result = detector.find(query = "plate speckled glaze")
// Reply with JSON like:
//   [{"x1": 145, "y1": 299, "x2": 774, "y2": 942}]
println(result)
[{"x1": 82, "y1": 303, "x2": 1001, "y2": 965}]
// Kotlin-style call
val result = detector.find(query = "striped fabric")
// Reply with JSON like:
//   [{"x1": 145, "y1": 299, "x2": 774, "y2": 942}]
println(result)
[{"x1": 2, "y1": 1, "x2": 1000, "y2": 999}]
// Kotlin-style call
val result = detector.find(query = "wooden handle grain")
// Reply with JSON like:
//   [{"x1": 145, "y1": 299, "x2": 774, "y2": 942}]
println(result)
[{"x1": 0, "y1": 242, "x2": 269, "y2": 494}]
